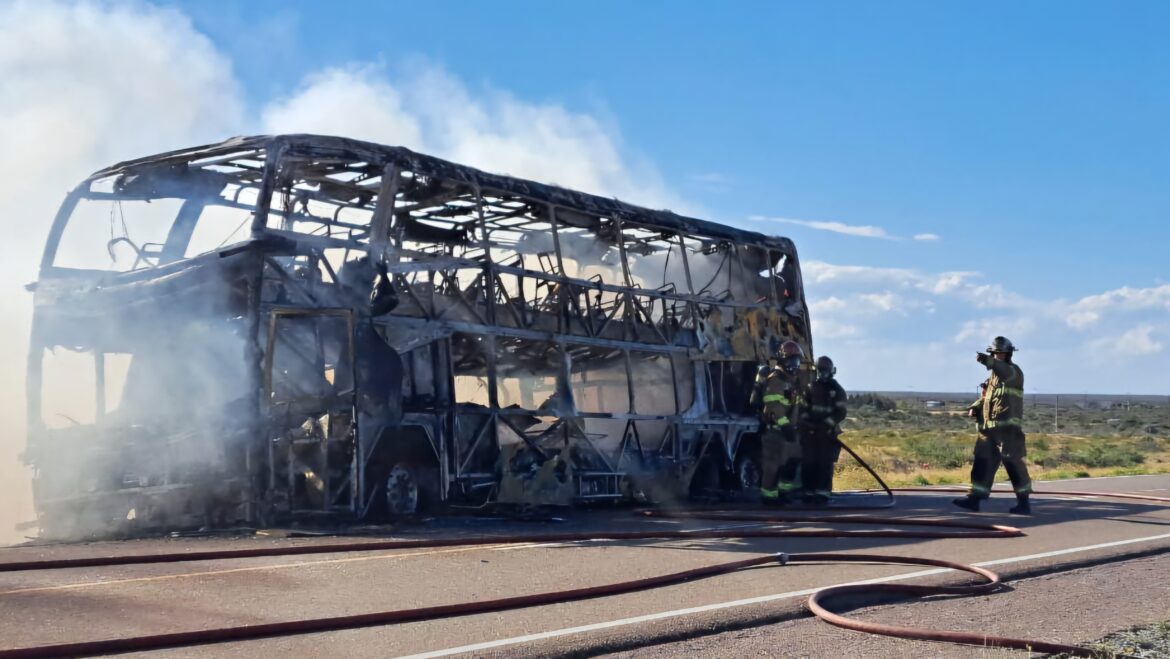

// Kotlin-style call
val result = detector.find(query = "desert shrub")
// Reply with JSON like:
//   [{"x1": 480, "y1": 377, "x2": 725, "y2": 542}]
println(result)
[
  {"x1": 1134, "y1": 436, "x2": 1162, "y2": 452},
  {"x1": 1030, "y1": 453, "x2": 1061, "y2": 468},
  {"x1": 900, "y1": 435, "x2": 970, "y2": 470},
  {"x1": 1068, "y1": 443, "x2": 1145, "y2": 468}
]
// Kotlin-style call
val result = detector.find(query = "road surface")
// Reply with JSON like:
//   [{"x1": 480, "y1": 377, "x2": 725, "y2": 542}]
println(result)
[{"x1": 0, "y1": 474, "x2": 1167, "y2": 657}]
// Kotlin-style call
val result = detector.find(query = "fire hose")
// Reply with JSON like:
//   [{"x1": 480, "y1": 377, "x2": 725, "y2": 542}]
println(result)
[
  {"x1": 1, "y1": 449, "x2": 1167, "y2": 657},
  {"x1": 0, "y1": 547, "x2": 1093, "y2": 659},
  {"x1": 2, "y1": 500, "x2": 1163, "y2": 659}
]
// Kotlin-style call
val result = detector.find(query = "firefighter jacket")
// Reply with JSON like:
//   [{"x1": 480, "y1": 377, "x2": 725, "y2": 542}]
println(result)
[
  {"x1": 758, "y1": 367, "x2": 802, "y2": 431},
  {"x1": 969, "y1": 359, "x2": 1024, "y2": 430},
  {"x1": 806, "y1": 378, "x2": 847, "y2": 433}
]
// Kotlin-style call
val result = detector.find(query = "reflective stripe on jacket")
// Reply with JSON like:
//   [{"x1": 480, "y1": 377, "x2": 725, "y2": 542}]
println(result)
[
  {"x1": 761, "y1": 367, "x2": 800, "y2": 431},
  {"x1": 972, "y1": 359, "x2": 1024, "y2": 430}
]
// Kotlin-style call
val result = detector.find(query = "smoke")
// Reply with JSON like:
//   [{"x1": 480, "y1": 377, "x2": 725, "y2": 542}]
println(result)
[
  {"x1": 260, "y1": 64, "x2": 690, "y2": 213},
  {"x1": 0, "y1": 0, "x2": 242, "y2": 543},
  {"x1": 0, "y1": 2, "x2": 692, "y2": 542}
]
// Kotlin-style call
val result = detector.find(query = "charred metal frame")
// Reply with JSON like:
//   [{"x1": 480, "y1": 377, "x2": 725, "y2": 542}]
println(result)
[{"x1": 26, "y1": 135, "x2": 813, "y2": 534}]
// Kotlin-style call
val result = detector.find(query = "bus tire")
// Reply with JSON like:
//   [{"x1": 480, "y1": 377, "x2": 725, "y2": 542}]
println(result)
[
  {"x1": 384, "y1": 461, "x2": 421, "y2": 518},
  {"x1": 735, "y1": 451, "x2": 762, "y2": 492}
]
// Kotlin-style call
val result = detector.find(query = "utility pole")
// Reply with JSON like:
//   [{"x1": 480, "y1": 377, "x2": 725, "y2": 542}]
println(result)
[{"x1": 1054, "y1": 394, "x2": 1059, "y2": 433}]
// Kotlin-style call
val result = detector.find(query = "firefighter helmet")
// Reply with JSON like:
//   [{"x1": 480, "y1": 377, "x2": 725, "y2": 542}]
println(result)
[
  {"x1": 778, "y1": 340, "x2": 804, "y2": 371},
  {"x1": 986, "y1": 336, "x2": 1016, "y2": 354},
  {"x1": 815, "y1": 355, "x2": 836, "y2": 379},
  {"x1": 779, "y1": 340, "x2": 804, "y2": 359}
]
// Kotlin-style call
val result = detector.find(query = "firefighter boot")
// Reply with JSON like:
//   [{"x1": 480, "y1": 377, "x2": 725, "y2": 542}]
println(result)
[
  {"x1": 759, "y1": 488, "x2": 786, "y2": 505},
  {"x1": 1009, "y1": 493, "x2": 1031, "y2": 515},
  {"x1": 951, "y1": 495, "x2": 981, "y2": 512}
]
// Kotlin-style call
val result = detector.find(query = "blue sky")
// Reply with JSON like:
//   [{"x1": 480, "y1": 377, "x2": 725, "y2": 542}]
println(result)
[
  {"x1": 4, "y1": 1, "x2": 1170, "y2": 394},
  {"x1": 170, "y1": 0, "x2": 1170, "y2": 287}
]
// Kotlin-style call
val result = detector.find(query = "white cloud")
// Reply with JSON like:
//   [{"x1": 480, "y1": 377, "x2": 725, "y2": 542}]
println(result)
[
  {"x1": 810, "y1": 296, "x2": 864, "y2": 339},
  {"x1": 809, "y1": 296, "x2": 848, "y2": 314},
  {"x1": 929, "y1": 271, "x2": 978, "y2": 294},
  {"x1": 801, "y1": 261, "x2": 1000, "y2": 305},
  {"x1": 1086, "y1": 325, "x2": 1164, "y2": 358},
  {"x1": 749, "y1": 216, "x2": 893, "y2": 239},
  {"x1": 1050, "y1": 283, "x2": 1170, "y2": 330},
  {"x1": 801, "y1": 261, "x2": 918, "y2": 286},
  {"x1": 803, "y1": 256, "x2": 1170, "y2": 391},
  {"x1": 814, "y1": 319, "x2": 861, "y2": 339},
  {"x1": 859, "y1": 292, "x2": 900, "y2": 313},
  {"x1": 1064, "y1": 310, "x2": 1100, "y2": 329},
  {"x1": 1117, "y1": 326, "x2": 1164, "y2": 355},
  {"x1": 812, "y1": 335, "x2": 982, "y2": 392},
  {"x1": 1074, "y1": 284, "x2": 1170, "y2": 316},
  {"x1": 749, "y1": 217, "x2": 943, "y2": 243},
  {"x1": 954, "y1": 318, "x2": 1037, "y2": 346}
]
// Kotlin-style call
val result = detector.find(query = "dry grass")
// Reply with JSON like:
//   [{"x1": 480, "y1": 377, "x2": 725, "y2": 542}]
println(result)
[{"x1": 832, "y1": 427, "x2": 1170, "y2": 491}]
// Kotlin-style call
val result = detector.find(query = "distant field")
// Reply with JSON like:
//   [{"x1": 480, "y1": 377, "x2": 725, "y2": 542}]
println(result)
[
  {"x1": 835, "y1": 393, "x2": 1170, "y2": 490},
  {"x1": 857, "y1": 390, "x2": 1170, "y2": 408}
]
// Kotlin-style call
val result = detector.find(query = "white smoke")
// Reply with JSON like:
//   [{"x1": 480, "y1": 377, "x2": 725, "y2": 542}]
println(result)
[
  {"x1": 0, "y1": 0, "x2": 244, "y2": 544},
  {"x1": 260, "y1": 64, "x2": 689, "y2": 213},
  {"x1": 0, "y1": 1, "x2": 684, "y2": 543}
]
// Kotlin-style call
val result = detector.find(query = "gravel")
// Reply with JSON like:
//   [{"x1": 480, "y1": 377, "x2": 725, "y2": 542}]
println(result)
[{"x1": 1047, "y1": 621, "x2": 1170, "y2": 658}]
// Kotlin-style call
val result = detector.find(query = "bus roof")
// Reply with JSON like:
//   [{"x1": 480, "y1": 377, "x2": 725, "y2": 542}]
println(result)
[{"x1": 88, "y1": 134, "x2": 797, "y2": 253}]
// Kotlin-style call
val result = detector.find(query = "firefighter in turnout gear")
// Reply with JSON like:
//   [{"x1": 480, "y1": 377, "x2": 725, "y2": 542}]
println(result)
[
  {"x1": 953, "y1": 336, "x2": 1034, "y2": 514},
  {"x1": 802, "y1": 356, "x2": 847, "y2": 504},
  {"x1": 754, "y1": 340, "x2": 805, "y2": 502}
]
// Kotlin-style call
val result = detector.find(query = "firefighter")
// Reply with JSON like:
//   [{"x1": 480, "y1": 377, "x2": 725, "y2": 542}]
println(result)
[
  {"x1": 802, "y1": 356, "x2": 847, "y2": 504},
  {"x1": 755, "y1": 340, "x2": 805, "y2": 503},
  {"x1": 953, "y1": 336, "x2": 1033, "y2": 514}
]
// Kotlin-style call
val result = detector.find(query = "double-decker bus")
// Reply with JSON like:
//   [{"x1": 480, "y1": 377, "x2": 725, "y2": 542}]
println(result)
[{"x1": 26, "y1": 134, "x2": 812, "y2": 537}]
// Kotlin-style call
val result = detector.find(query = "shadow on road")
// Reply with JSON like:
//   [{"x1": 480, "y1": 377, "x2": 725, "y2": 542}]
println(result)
[{"x1": 457, "y1": 489, "x2": 1170, "y2": 558}]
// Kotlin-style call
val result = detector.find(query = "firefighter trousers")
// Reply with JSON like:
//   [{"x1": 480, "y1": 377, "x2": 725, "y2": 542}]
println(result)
[
  {"x1": 761, "y1": 426, "x2": 802, "y2": 493},
  {"x1": 801, "y1": 429, "x2": 842, "y2": 496},
  {"x1": 969, "y1": 426, "x2": 1032, "y2": 499}
]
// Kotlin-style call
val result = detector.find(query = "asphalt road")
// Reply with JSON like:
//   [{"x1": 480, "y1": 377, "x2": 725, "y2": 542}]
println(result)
[
  {"x1": 602, "y1": 552, "x2": 1170, "y2": 658},
  {"x1": 0, "y1": 474, "x2": 1167, "y2": 658}
]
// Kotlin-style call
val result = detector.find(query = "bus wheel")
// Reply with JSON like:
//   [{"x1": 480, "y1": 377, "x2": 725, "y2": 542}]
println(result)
[
  {"x1": 385, "y1": 462, "x2": 420, "y2": 517},
  {"x1": 735, "y1": 452, "x2": 761, "y2": 492}
]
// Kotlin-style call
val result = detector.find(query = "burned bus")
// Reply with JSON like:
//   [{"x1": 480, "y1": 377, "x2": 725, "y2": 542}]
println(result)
[{"x1": 26, "y1": 134, "x2": 812, "y2": 537}]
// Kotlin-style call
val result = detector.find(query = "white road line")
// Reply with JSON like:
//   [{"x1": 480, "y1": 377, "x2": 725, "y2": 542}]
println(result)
[
  {"x1": 974, "y1": 532, "x2": 1170, "y2": 566},
  {"x1": 896, "y1": 474, "x2": 1165, "y2": 490},
  {"x1": 680, "y1": 522, "x2": 771, "y2": 533},
  {"x1": 485, "y1": 522, "x2": 770, "y2": 552},
  {"x1": 1036, "y1": 474, "x2": 1162, "y2": 484},
  {"x1": 397, "y1": 531, "x2": 1170, "y2": 659}
]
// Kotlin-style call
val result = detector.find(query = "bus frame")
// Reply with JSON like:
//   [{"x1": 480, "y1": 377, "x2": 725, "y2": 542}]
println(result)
[{"x1": 26, "y1": 134, "x2": 813, "y2": 536}]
